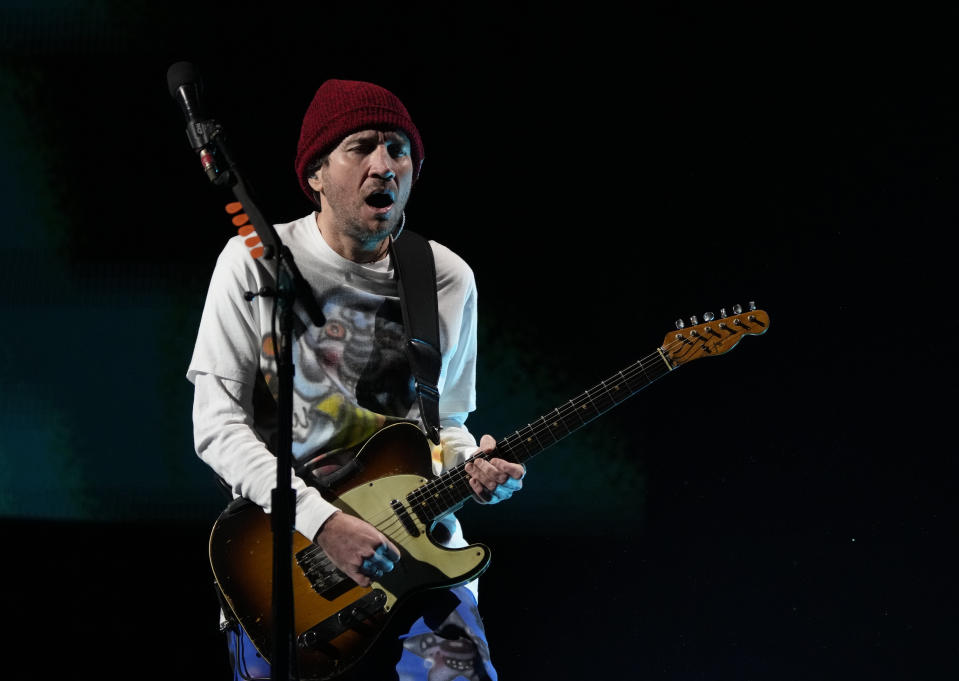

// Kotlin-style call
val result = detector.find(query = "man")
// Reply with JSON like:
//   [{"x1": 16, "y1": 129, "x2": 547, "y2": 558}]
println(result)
[{"x1": 188, "y1": 78, "x2": 525, "y2": 680}]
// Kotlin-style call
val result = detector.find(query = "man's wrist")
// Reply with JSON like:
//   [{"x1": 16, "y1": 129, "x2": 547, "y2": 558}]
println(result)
[{"x1": 313, "y1": 509, "x2": 341, "y2": 543}]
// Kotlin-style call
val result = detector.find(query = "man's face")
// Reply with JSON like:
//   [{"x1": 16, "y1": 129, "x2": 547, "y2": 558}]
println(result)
[{"x1": 308, "y1": 129, "x2": 413, "y2": 245}]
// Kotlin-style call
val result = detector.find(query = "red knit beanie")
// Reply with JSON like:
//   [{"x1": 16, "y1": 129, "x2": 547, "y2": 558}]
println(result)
[{"x1": 294, "y1": 79, "x2": 424, "y2": 204}]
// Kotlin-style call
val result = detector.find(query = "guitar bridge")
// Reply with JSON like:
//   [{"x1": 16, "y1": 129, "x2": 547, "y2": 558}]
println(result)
[{"x1": 296, "y1": 546, "x2": 353, "y2": 600}]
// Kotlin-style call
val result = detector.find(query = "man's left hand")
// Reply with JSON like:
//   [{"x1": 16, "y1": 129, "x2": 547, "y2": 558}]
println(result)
[{"x1": 465, "y1": 434, "x2": 525, "y2": 504}]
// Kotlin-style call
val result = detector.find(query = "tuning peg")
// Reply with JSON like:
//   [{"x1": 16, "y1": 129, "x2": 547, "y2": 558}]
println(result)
[
  {"x1": 720, "y1": 307, "x2": 727, "y2": 318},
  {"x1": 689, "y1": 315, "x2": 698, "y2": 325},
  {"x1": 675, "y1": 319, "x2": 685, "y2": 330},
  {"x1": 749, "y1": 301, "x2": 756, "y2": 311},
  {"x1": 732, "y1": 304, "x2": 742, "y2": 314},
  {"x1": 703, "y1": 311, "x2": 714, "y2": 322}
]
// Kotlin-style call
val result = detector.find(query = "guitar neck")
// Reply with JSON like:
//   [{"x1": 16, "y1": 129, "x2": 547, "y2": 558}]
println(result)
[
  {"x1": 407, "y1": 348, "x2": 673, "y2": 524},
  {"x1": 497, "y1": 349, "x2": 674, "y2": 465}
]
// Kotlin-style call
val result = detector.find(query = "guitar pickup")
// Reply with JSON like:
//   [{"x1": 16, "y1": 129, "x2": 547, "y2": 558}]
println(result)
[{"x1": 391, "y1": 498, "x2": 420, "y2": 537}]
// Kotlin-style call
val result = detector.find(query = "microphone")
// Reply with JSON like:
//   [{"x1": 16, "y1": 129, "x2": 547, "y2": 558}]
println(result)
[{"x1": 167, "y1": 61, "x2": 230, "y2": 185}]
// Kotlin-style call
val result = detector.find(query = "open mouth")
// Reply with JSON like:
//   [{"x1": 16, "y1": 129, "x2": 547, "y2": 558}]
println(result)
[{"x1": 365, "y1": 190, "x2": 395, "y2": 211}]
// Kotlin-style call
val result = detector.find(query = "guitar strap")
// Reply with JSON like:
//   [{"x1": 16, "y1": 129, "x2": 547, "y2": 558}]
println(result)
[{"x1": 390, "y1": 229, "x2": 442, "y2": 446}]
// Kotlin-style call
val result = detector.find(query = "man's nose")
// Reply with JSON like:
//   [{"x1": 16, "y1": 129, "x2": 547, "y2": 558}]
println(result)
[{"x1": 370, "y1": 145, "x2": 396, "y2": 179}]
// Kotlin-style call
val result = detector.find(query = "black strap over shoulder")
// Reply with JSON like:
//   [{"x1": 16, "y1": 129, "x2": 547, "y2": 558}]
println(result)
[{"x1": 390, "y1": 229, "x2": 442, "y2": 445}]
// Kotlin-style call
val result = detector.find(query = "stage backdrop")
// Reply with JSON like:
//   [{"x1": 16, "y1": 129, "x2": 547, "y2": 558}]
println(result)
[{"x1": 1, "y1": 4, "x2": 955, "y2": 680}]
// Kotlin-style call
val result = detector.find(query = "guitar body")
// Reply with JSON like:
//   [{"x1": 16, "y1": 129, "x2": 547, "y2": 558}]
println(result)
[{"x1": 209, "y1": 422, "x2": 491, "y2": 680}]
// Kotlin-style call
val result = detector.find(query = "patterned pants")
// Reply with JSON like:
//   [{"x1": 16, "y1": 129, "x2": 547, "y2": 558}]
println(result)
[{"x1": 226, "y1": 586, "x2": 497, "y2": 681}]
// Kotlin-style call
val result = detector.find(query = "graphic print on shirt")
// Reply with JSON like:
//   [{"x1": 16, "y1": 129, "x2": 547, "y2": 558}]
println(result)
[
  {"x1": 397, "y1": 602, "x2": 494, "y2": 681},
  {"x1": 259, "y1": 285, "x2": 417, "y2": 481}
]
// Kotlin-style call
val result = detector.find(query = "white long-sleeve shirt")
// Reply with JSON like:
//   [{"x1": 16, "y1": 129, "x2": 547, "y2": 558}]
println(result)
[{"x1": 187, "y1": 214, "x2": 483, "y2": 596}]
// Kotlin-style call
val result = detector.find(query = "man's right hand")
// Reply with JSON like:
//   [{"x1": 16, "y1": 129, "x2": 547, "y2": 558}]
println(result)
[{"x1": 313, "y1": 511, "x2": 401, "y2": 587}]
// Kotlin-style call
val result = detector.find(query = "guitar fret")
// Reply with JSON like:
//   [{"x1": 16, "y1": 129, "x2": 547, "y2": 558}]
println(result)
[
  {"x1": 565, "y1": 399, "x2": 585, "y2": 426},
  {"x1": 590, "y1": 382, "x2": 617, "y2": 413},
  {"x1": 512, "y1": 427, "x2": 537, "y2": 458},
  {"x1": 637, "y1": 360, "x2": 662, "y2": 389},
  {"x1": 579, "y1": 393, "x2": 602, "y2": 420},
  {"x1": 625, "y1": 361, "x2": 647, "y2": 391},
  {"x1": 434, "y1": 484, "x2": 458, "y2": 515},
  {"x1": 413, "y1": 478, "x2": 453, "y2": 525},
  {"x1": 550, "y1": 408, "x2": 573, "y2": 437},
  {"x1": 537, "y1": 415, "x2": 560, "y2": 443},
  {"x1": 426, "y1": 474, "x2": 467, "y2": 514},
  {"x1": 511, "y1": 430, "x2": 534, "y2": 458},
  {"x1": 526, "y1": 422, "x2": 548, "y2": 450}
]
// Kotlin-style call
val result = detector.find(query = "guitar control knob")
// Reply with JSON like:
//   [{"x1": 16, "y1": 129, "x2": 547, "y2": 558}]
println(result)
[
  {"x1": 732, "y1": 304, "x2": 742, "y2": 315},
  {"x1": 703, "y1": 311, "x2": 714, "y2": 322},
  {"x1": 675, "y1": 319, "x2": 685, "y2": 330}
]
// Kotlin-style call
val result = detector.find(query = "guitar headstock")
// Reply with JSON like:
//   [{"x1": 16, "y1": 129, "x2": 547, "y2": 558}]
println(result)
[{"x1": 661, "y1": 303, "x2": 769, "y2": 368}]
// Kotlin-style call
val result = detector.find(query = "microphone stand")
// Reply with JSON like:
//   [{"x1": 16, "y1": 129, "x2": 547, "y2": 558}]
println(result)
[{"x1": 173, "y1": 72, "x2": 324, "y2": 681}]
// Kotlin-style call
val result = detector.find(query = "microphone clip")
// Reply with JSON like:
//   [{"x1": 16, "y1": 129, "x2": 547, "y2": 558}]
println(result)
[{"x1": 186, "y1": 118, "x2": 231, "y2": 186}]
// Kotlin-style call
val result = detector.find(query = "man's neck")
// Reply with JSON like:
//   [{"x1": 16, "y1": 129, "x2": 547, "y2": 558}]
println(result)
[{"x1": 314, "y1": 212, "x2": 390, "y2": 264}]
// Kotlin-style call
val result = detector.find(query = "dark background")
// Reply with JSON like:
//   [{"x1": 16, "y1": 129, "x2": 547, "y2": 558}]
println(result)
[{"x1": 1, "y1": 2, "x2": 955, "y2": 679}]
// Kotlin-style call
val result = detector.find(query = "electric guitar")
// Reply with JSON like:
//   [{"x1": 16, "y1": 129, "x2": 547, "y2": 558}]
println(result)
[{"x1": 209, "y1": 305, "x2": 770, "y2": 679}]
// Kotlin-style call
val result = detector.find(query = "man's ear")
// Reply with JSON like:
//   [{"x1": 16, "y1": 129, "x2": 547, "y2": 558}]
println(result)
[{"x1": 307, "y1": 174, "x2": 322, "y2": 193}]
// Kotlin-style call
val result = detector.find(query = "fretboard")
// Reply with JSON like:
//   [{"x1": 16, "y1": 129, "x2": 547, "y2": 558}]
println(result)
[{"x1": 406, "y1": 348, "x2": 673, "y2": 525}]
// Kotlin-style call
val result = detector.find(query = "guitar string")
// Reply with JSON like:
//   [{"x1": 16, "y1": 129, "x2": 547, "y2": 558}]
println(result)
[
  {"x1": 383, "y1": 345, "x2": 667, "y2": 529},
  {"x1": 309, "y1": 340, "x2": 687, "y2": 569},
  {"x1": 405, "y1": 330, "x2": 724, "y2": 511},
  {"x1": 373, "y1": 338, "x2": 688, "y2": 533},
  {"x1": 319, "y1": 332, "x2": 702, "y2": 550},
  {"x1": 399, "y1": 330, "x2": 713, "y2": 540},
  {"x1": 298, "y1": 328, "x2": 736, "y2": 573}
]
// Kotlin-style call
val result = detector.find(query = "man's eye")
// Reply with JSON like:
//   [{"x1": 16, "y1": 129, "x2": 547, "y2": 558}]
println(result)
[{"x1": 389, "y1": 146, "x2": 409, "y2": 158}]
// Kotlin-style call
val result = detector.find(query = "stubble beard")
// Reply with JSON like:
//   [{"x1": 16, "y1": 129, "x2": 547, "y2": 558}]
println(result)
[{"x1": 324, "y1": 182, "x2": 408, "y2": 248}]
